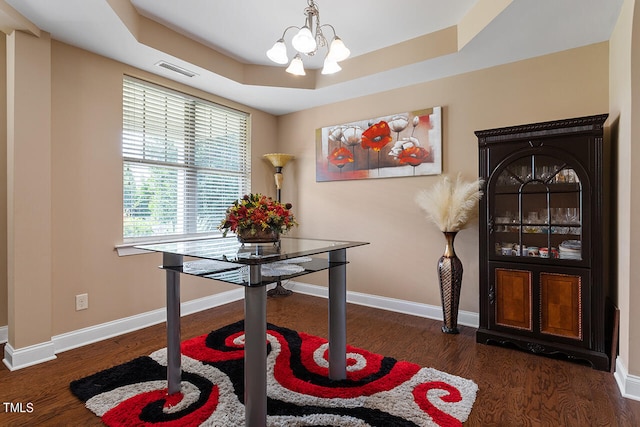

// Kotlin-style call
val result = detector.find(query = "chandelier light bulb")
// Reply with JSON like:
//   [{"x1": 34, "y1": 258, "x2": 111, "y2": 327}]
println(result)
[
  {"x1": 286, "y1": 55, "x2": 306, "y2": 76},
  {"x1": 291, "y1": 26, "x2": 317, "y2": 53},
  {"x1": 321, "y1": 57, "x2": 341, "y2": 74},
  {"x1": 266, "y1": 39, "x2": 289, "y2": 64},
  {"x1": 327, "y1": 37, "x2": 350, "y2": 62}
]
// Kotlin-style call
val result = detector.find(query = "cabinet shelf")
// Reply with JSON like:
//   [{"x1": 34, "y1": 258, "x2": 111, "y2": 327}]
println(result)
[
  {"x1": 476, "y1": 114, "x2": 610, "y2": 371},
  {"x1": 494, "y1": 229, "x2": 581, "y2": 234},
  {"x1": 495, "y1": 184, "x2": 581, "y2": 195}
]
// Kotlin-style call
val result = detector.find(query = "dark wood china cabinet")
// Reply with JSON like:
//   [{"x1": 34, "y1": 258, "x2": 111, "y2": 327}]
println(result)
[{"x1": 476, "y1": 114, "x2": 611, "y2": 370}]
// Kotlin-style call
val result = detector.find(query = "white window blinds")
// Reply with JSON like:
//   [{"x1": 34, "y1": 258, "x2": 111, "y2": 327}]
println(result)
[{"x1": 122, "y1": 76, "x2": 250, "y2": 241}]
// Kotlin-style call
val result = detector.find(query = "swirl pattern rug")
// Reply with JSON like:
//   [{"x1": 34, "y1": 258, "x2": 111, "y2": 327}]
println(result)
[{"x1": 70, "y1": 321, "x2": 478, "y2": 426}]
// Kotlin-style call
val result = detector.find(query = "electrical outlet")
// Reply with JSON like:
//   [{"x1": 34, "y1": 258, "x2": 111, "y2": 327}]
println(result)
[{"x1": 75, "y1": 293, "x2": 89, "y2": 311}]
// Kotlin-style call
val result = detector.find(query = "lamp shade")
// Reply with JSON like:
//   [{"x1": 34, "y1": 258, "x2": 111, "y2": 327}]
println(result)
[
  {"x1": 321, "y1": 57, "x2": 341, "y2": 74},
  {"x1": 266, "y1": 40, "x2": 288, "y2": 64},
  {"x1": 264, "y1": 153, "x2": 294, "y2": 168},
  {"x1": 291, "y1": 26, "x2": 317, "y2": 53},
  {"x1": 327, "y1": 37, "x2": 350, "y2": 62},
  {"x1": 286, "y1": 55, "x2": 306, "y2": 76}
]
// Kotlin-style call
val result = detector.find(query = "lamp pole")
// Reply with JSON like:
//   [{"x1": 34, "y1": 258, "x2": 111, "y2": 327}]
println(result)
[
  {"x1": 263, "y1": 153, "x2": 295, "y2": 297},
  {"x1": 274, "y1": 166, "x2": 284, "y2": 203}
]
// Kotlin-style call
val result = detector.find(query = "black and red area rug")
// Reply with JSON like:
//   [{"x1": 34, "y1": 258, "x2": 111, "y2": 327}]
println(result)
[{"x1": 70, "y1": 321, "x2": 478, "y2": 426}]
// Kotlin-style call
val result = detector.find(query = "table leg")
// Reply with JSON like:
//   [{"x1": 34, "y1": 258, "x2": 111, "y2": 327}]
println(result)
[
  {"x1": 328, "y1": 248, "x2": 347, "y2": 380},
  {"x1": 245, "y1": 265, "x2": 267, "y2": 427},
  {"x1": 164, "y1": 253, "x2": 183, "y2": 395}
]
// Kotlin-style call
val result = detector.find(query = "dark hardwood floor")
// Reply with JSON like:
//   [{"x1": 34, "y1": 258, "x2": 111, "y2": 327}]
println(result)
[{"x1": 1, "y1": 292, "x2": 639, "y2": 426}]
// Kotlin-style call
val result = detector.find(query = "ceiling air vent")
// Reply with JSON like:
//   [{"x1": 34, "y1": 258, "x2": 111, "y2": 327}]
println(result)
[{"x1": 155, "y1": 61, "x2": 198, "y2": 78}]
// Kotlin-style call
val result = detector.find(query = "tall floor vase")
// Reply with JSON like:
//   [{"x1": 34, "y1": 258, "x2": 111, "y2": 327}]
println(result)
[{"x1": 437, "y1": 231, "x2": 463, "y2": 334}]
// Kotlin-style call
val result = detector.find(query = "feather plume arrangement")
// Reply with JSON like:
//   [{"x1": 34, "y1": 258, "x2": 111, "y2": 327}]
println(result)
[{"x1": 415, "y1": 174, "x2": 485, "y2": 232}]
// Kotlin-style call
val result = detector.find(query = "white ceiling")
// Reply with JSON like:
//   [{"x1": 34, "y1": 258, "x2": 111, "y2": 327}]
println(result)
[{"x1": 6, "y1": 0, "x2": 624, "y2": 115}]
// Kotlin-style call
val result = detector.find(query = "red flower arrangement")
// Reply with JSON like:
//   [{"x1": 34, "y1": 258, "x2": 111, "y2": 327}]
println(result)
[{"x1": 218, "y1": 193, "x2": 297, "y2": 237}]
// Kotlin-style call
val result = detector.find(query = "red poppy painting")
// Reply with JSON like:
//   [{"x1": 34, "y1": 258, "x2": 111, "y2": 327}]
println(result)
[{"x1": 316, "y1": 107, "x2": 442, "y2": 182}]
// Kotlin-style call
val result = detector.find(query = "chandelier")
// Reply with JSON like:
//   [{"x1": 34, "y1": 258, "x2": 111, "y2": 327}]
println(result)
[{"x1": 266, "y1": 0, "x2": 351, "y2": 76}]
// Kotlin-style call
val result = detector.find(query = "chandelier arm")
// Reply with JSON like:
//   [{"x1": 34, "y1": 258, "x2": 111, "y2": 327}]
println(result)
[
  {"x1": 279, "y1": 25, "x2": 302, "y2": 40},
  {"x1": 319, "y1": 23, "x2": 337, "y2": 39}
]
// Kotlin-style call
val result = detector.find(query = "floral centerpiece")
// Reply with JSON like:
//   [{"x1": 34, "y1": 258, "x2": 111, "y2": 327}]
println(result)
[{"x1": 219, "y1": 193, "x2": 297, "y2": 242}]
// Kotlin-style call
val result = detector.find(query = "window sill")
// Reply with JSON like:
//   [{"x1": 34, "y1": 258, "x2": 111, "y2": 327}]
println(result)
[{"x1": 115, "y1": 233, "x2": 224, "y2": 256}]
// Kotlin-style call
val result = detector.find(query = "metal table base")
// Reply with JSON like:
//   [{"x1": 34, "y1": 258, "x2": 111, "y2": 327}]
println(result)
[{"x1": 161, "y1": 247, "x2": 350, "y2": 427}]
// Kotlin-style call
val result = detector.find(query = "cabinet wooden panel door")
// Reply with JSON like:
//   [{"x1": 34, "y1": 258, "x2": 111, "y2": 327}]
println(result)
[
  {"x1": 540, "y1": 272, "x2": 582, "y2": 340},
  {"x1": 495, "y1": 269, "x2": 532, "y2": 331}
]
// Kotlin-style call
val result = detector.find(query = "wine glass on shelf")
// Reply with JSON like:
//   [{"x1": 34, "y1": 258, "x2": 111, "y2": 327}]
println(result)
[{"x1": 567, "y1": 207, "x2": 580, "y2": 234}]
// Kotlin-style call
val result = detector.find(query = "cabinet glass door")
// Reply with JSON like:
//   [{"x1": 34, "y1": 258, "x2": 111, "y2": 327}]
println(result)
[{"x1": 492, "y1": 154, "x2": 582, "y2": 261}]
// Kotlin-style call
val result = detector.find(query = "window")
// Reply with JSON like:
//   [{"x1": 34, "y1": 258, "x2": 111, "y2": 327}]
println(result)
[{"x1": 122, "y1": 76, "x2": 250, "y2": 242}]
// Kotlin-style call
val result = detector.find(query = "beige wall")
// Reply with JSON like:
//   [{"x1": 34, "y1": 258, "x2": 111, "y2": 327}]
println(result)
[
  {"x1": 3, "y1": 36, "x2": 278, "y2": 348},
  {"x1": 278, "y1": 42, "x2": 609, "y2": 314},
  {"x1": 609, "y1": 0, "x2": 640, "y2": 377}
]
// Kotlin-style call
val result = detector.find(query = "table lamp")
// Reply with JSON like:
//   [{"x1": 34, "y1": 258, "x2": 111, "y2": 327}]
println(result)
[{"x1": 263, "y1": 153, "x2": 295, "y2": 297}]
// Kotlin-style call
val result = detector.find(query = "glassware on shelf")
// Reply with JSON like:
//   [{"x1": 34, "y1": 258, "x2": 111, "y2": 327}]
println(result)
[
  {"x1": 559, "y1": 240, "x2": 582, "y2": 260},
  {"x1": 519, "y1": 165, "x2": 531, "y2": 182},
  {"x1": 535, "y1": 165, "x2": 553, "y2": 182},
  {"x1": 495, "y1": 211, "x2": 519, "y2": 232},
  {"x1": 566, "y1": 207, "x2": 580, "y2": 224},
  {"x1": 554, "y1": 168, "x2": 580, "y2": 184},
  {"x1": 549, "y1": 207, "x2": 581, "y2": 234},
  {"x1": 539, "y1": 209, "x2": 549, "y2": 232},
  {"x1": 524, "y1": 211, "x2": 541, "y2": 233}
]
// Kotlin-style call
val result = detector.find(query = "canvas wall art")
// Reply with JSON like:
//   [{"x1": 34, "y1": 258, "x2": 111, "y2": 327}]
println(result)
[{"x1": 316, "y1": 106, "x2": 442, "y2": 182}]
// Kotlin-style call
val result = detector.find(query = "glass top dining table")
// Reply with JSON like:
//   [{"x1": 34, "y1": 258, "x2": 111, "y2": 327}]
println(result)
[
  {"x1": 135, "y1": 235, "x2": 369, "y2": 426},
  {"x1": 136, "y1": 236, "x2": 369, "y2": 286}
]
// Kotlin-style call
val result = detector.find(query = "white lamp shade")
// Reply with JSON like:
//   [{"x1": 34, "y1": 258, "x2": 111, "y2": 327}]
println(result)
[
  {"x1": 321, "y1": 57, "x2": 341, "y2": 74},
  {"x1": 327, "y1": 37, "x2": 350, "y2": 62},
  {"x1": 291, "y1": 27, "x2": 317, "y2": 53},
  {"x1": 266, "y1": 40, "x2": 288, "y2": 64},
  {"x1": 286, "y1": 55, "x2": 306, "y2": 75}
]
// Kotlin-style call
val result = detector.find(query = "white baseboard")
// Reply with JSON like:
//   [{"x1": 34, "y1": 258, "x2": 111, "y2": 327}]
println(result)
[
  {"x1": 287, "y1": 281, "x2": 479, "y2": 328},
  {"x1": 615, "y1": 357, "x2": 640, "y2": 402},
  {"x1": 3, "y1": 341, "x2": 56, "y2": 371}
]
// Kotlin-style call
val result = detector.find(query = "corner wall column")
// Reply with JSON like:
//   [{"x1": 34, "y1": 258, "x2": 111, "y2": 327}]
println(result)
[{"x1": 3, "y1": 30, "x2": 54, "y2": 369}]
